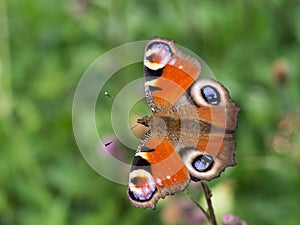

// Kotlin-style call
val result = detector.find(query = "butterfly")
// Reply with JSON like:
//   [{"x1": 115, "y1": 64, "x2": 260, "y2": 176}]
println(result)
[{"x1": 127, "y1": 37, "x2": 239, "y2": 209}]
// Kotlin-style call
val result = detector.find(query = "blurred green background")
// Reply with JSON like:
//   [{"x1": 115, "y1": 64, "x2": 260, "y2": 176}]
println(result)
[{"x1": 1, "y1": 0, "x2": 300, "y2": 225}]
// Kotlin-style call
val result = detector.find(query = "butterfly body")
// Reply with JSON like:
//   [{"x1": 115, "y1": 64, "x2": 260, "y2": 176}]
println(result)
[{"x1": 128, "y1": 37, "x2": 239, "y2": 209}]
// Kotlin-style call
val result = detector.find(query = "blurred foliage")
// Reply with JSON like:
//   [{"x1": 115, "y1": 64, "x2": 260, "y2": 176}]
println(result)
[{"x1": 0, "y1": 0, "x2": 300, "y2": 225}]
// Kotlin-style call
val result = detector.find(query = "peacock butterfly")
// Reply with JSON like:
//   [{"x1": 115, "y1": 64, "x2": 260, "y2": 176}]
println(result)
[{"x1": 127, "y1": 37, "x2": 239, "y2": 209}]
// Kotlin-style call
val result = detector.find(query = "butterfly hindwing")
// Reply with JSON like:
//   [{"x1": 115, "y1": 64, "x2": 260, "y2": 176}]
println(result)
[{"x1": 176, "y1": 78, "x2": 239, "y2": 180}]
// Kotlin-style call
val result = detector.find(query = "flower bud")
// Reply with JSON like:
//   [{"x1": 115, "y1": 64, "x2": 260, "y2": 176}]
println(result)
[{"x1": 272, "y1": 59, "x2": 289, "y2": 86}]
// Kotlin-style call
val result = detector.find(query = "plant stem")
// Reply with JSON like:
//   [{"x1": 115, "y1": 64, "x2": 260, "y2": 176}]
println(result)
[
  {"x1": 186, "y1": 181, "x2": 218, "y2": 225},
  {"x1": 185, "y1": 190, "x2": 210, "y2": 223},
  {"x1": 201, "y1": 181, "x2": 217, "y2": 225}
]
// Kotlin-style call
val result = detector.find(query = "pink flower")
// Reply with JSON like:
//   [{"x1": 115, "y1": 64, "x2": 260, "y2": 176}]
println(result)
[
  {"x1": 222, "y1": 214, "x2": 247, "y2": 225},
  {"x1": 100, "y1": 135, "x2": 130, "y2": 162}
]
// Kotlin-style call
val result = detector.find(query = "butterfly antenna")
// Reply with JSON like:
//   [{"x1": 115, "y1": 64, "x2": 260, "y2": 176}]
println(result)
[
  {"x1": 130, "y1": 123, "x2": 141, "y2": 131},
  {"x1": 104, "y1": 140, "x2": 113, "y2": 147},
  {"x1": 104, "y1": 91, "x2": 144, "y2": 117}
]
